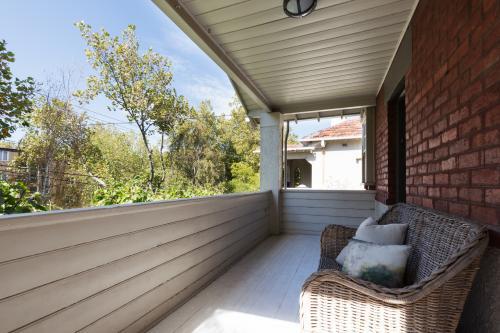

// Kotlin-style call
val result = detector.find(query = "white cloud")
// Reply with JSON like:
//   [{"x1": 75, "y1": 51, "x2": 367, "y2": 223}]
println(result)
[
  {"x1": 164, "y1": 27, "x2": 200, "y2": 55},
  {"x1": 180, "y1": 75, "x2": 236, "y2": 115},
  {"x1": 143, "y1": 7, "x2": 236, "y2": 116}
]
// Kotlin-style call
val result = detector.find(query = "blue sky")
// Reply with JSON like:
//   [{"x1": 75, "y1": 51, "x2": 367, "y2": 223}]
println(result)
[{"x1": 1, "y1": 0, "x2": 330, "y2": 141}]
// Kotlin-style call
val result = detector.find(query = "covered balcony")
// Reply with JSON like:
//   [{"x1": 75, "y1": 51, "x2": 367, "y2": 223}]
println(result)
[{"x1": 0, "y1": 0, "x2": 498, "y2": 332}]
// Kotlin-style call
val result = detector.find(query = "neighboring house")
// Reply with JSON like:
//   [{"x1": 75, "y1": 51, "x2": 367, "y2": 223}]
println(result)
[
  {"x1": 286, "y1": 118, "x2": 362, "y2": 190},
  {"x1": 0, "y1": 147, "x2": 20, "y2": 180}
]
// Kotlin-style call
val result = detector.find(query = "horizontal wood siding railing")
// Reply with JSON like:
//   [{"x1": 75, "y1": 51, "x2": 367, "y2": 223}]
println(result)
[
  {"x1": 0, "y1": 191, "x2": 271, "y2": 333},
  {"x1": 280, "y1": 189, "x2": 375, "y2": 234}
]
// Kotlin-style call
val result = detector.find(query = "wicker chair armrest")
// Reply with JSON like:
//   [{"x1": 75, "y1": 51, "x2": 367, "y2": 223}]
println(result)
[
  {"x1": 320, "y1": 224, "x2": 356, "y2": 259},
  {"x1": 301, "y1": 270, "x2": 406, "y2": 305},
  {"x1": 300, "y1": 266, "x2": 471, "y2": 333}
]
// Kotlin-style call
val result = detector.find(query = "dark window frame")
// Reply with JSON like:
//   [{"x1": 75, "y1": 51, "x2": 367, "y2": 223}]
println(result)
[{"x1": 387, "y1": 79, "x2": 406, "y2": 204}]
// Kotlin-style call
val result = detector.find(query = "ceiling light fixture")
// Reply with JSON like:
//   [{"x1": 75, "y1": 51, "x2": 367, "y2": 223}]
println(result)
[{"x1": 283, "y1": 0, "x2": 317, "y2": 18}]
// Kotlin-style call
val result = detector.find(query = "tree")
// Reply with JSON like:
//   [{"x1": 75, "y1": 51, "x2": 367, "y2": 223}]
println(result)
[
  {"x1": 0, "y1": 40, "x2": 35, "y2": 139},
  {"x1": 15, "y1": 96, "x2": 97, "y2": 208},
  {"x1": 150, "y1": 93, "x2": 190, "y2": 183},
  {"x1": 220, "y1": 99, "x2": 260, "y2": 171},
  {"x1": 87, "y1": 125, "x2": 149, "y2": 183},
  {"x1": 75, "y1": 22, "x2": 182, "y2": 190},
  {"x1": 288, "y1": 132, "x2": 300, "y2": 144},
  {"x1": 219, "y1": 99, "x2": 260, "y2": 192},
  {"x1": 228, "y1": 162, "x2": 259, "y2": 192},
  {"x1": 169, "y1": 101, "x2": 226, "y2": 188}
]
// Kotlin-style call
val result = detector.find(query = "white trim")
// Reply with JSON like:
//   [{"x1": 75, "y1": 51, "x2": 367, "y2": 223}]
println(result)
[
  {"x1": 376, "y1": 0, "x2": 420, "y2": 94},
  {"x1": 301, "y1": 135, "x2": 362, "y2": 142},
  {"x1": 0, "y1": 150, "x2": 9, "y2": 161},
  {"x1": 0, "y1": 191, "x2": 269, "y2": 228},
  {"x1": 281, "y1": 188, "x2": 376, "y2": 194}
]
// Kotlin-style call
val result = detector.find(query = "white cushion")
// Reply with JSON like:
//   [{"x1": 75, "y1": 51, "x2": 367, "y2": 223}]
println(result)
[
  {"x1": 335, "y1": 240, "x2": 357, "y2": 266},
  {"x1": 342, "y1": 240, "x2": 411, "y2": 288},
  {"x1": 358, "y1": 216, "x2": 376, "y2": 228},
  {"x1": 335, "y1": 217, "x2": 375, "y2": 265},
  {"x1": 355, "y1": 223, "x2": 408, "y2": 245},
  {"x1": 335, "y1": 218, "x2": 408, "y2": 266}
]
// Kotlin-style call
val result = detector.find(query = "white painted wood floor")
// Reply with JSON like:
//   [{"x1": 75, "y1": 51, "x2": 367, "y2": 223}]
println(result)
[{"x1": 149, "y1": 235, "x2": 319, "y2": 333}]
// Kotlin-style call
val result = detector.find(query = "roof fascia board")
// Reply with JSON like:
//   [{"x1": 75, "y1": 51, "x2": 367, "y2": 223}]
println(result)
[
  {"x1": 229, "y1": 78, "x2": 250, "y2": 114},
  {"x1": 376, "y1": 0, "x2": 420, "y2": 94},
  {"x1": 153, "y1": 0, "x2": 271, "y2": 112},
  {"x1": 282, "y1": 108, "x2": 362, "y2": 121},
  {"x1": 275, "y1": 95, "x2": 375, "y2": 114},
  {"x1": 301, "y1": 135, "x2": 362, "y2": 142}
]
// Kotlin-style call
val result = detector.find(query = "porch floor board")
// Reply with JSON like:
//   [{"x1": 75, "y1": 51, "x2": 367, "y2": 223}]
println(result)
[{"x1": 149, "y1": 235, "x2": 319, "y2": 333}]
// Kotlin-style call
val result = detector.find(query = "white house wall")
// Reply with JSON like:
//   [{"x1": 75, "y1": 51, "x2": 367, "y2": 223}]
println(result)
[{"x1": 306, "y1": 139, "x2": 362, "y2": 190}]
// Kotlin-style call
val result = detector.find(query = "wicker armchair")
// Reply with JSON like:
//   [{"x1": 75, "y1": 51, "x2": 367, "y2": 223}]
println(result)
[{"x1": 300, "y1": 203, "x2": 489, "y2": 333}]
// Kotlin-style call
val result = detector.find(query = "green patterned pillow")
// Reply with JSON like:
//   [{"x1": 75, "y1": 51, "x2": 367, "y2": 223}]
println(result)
[{"x1": 342, "y1": 240, "x2": 411, "y2": 288}]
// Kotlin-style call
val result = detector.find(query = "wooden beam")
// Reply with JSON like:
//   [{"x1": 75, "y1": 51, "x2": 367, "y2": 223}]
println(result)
[
  {"x1": 282, "y1": 108, "x2": 362, "y2": 121},
  {"x1": 273, "y1": 95, "x2": 375, "y2": 114},
  {"x1": 229, "y1": 78, "x2": 250, "y2": 114},
  {"x1": 377, "y1": 0, "x2": 420, "y2": 94},
  {"x1": 152, "y1": 0, "x2": 271, "y2": 112}
]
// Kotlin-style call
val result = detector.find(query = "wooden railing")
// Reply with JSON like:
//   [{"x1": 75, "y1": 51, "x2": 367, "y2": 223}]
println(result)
[
  {"x1": 0, "y1": 191, "x2": 271, "y2": 333},
  {"x1": 280, "y1": 189, "x2": 376, "y2": 234}
]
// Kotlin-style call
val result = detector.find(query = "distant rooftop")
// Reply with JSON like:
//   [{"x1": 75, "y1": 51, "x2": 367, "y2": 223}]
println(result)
[
  {"x1": 286, "y1": 144, "x2": 314, "y2": 152},
  {"x1": 302, "y1": 118, "x2": 362, "y2": 141}
]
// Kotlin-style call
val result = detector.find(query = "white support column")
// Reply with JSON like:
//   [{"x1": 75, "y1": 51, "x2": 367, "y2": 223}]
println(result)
[{"x1": 260, "y1": 112, "x2": 283, "y2": 235}]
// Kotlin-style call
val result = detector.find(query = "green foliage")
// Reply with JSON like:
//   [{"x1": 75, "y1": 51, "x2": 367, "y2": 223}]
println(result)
[
  {"x1": 293, "y1": 167, "x2": 303, "y2": 187},
  {"x1": 88, "y1": 125, "x2": 148, "y2": 182},
  {"x1": 287, "y1": 132, "x2": 300, "y2": 144},
  {"x1": 0, "y1": 40, "x2": 35, "y2": 139},
  {"x1": 219, "y1": 99, "x2": 260, "y2": 192},
  {"x1": 92, "y1": 177, "x2": 154, "y2": 206},
  {"x1": 75, "y1": 22, "x2": 186, "y2": 189},
  {"x1": 92, "y1": 176, "x2": 223, "y2": 206},
  {"x1": 169, "y1": 101, "x2": 227, "y2": 188},
  {"x1": 228, "y1": 162, "x2": 259, "y2": 193},
  {"x1": 220, "y1": 99, "x2": 260, "y2": 171},
  {"x1": 16, "y1": 97, "x2": 97, "y2": 208},
  {"x1": 165, "y1": 176, "x2": 224, "y2": 198},
  {"x1": 4, "y1": 23, "x2": 263, "y2": 213},
  {"x1": 0, "y1": 180, "x2": 47, "y2": 214},
  {"x1": 90, "y1": 100, "x2": 256, "y2": 207}
]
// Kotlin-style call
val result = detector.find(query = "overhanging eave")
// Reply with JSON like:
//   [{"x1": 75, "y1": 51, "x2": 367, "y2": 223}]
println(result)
[{"x1": 153, "y1": 0, "x2": 271, "y2": 112}]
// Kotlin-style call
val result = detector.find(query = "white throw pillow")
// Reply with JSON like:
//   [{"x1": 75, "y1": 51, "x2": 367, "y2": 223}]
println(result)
[
  {"x1": 358, "y1": 216, "x2": 376, "y2": 228},
  {"x1": 335, "y1": 240, "x2": 358, "y2": 266},
  {"x1": 355, "y1": 223, "x2": 408, "y2": 245},
  {"x1": 342, "y1": 240, "x2": 411, "y2": 288},
  {"x1": 335, "y1": 218, "x2": 408, "y2": 266},
  {"x1": 335, "y1": 216, "x2": 376, "y2": 265}
]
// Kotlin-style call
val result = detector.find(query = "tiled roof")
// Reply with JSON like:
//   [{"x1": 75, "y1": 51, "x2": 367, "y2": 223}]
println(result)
[
  {"x1": 287, "y1": 144, "x2": 304, "y2": 149},
  {"x1": 303, "y1": 118, "x2": 361, "y2": 140},
  {"x1": 286, "y1": 143, "x2": 314, "y2": 152}
]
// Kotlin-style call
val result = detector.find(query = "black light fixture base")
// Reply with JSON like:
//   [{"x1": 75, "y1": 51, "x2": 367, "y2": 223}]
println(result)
[{"x1": 283, "y1": 0, "x2": 317, "y2": 18}]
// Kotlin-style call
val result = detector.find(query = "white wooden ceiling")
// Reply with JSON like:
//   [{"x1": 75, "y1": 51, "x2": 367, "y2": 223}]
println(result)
[{"x1": 156, "y1": 0, "x2": 418, "y2": 115}]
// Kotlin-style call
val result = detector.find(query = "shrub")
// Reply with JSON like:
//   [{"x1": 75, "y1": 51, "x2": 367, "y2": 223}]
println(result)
[{"x1": 0, "y1": 180, "x2": 47, "y2": 214}]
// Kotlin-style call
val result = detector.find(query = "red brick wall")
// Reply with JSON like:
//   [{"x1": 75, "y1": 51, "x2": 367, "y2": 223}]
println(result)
[{"x1": 376, "y1": 0, "x2": 499, "y2": 232}]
